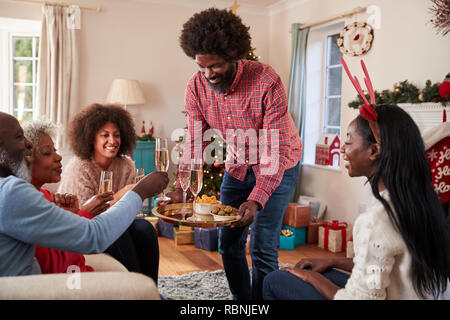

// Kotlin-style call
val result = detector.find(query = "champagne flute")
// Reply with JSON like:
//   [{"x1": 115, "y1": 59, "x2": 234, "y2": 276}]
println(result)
[
  {"x1": 190, "y1": 162, "x2": 203, "y2": 214},
  {"x1": 99, "y1": 170, "x2": 113, "y2": 193},
  {"x1": 155, "y1": 137, "x2": 170, "y2": 201},
  {"x1": 178, "y1": 162, "x2": 191, "y2": 219},
  {"x1": 135, "y1": 168, "x2": 146, "y2": 218},
  {"x1": 135, "y1": 168, "x2": 145, "y2": 183}
]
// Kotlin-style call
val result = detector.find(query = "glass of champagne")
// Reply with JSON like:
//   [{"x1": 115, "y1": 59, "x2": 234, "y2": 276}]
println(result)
[
  {"x1": 135, "y1": 168, "x2": 145, "y2": 218},
  {"x1": 99, "y1": 170, "x2": 113, "y2": 193},
  {"x1": 155, "y1": 137, "x2": 170, "y2": 201},
  {"x1": 190, "y1": 161, "x2": 203, "y2": 214},
  {"x1": 178, "y1": 162, "x2": 191, "y2": 219}
]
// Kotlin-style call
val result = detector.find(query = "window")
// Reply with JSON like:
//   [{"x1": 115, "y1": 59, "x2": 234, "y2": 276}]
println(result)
[
  {"x1": 323, "y1": 33, "x2": 342, "y2": 135},
  {"x1": 303, "y1": 22, "x2": 344, "y2": 167},
  {"x1": 0, "y1": 18, "x2": 41, "y2": 121},
  {"x1": 12, "y1": 36, "x2": 40, "y2": 121}
]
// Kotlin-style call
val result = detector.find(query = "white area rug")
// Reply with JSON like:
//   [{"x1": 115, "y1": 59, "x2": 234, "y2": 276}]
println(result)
[
  {"x1": 158, "y1": 264, "x2": 293, "y2": 300},
  {"x1": 159, "y1": 269, "x2": 232, "y2": 300}
]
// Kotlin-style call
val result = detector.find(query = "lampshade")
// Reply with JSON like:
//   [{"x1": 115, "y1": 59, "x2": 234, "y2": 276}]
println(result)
[{"x1": 105, "y1": 79, "x2": 146, "y2": 107}]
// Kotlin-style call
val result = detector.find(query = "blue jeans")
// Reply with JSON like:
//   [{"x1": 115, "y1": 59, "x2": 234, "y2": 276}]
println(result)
[
  {"x1": 263, "y1": 268, "x2": 350, "y2": 300},
  {"x1": 219, "y1": 162, "x2": 299, "y2": 300}
]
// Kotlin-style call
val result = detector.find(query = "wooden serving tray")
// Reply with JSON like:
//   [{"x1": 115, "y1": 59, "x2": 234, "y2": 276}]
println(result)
[{"x1": 152, "y1": 203, "x2": 239, "y2": 228}]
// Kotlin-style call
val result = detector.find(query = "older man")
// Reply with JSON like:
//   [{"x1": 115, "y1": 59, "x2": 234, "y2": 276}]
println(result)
[{"x1": 0, "y1": 112, "x2": 168, "y2": 276}]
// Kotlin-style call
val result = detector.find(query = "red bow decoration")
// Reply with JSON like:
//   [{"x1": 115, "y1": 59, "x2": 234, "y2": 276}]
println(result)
[
  {"x1": 321, "y1": 220, "x2": 348, "y2": 252},
  {"x1": 360, "y1": 105, "x2": 377, "y2": 121}
]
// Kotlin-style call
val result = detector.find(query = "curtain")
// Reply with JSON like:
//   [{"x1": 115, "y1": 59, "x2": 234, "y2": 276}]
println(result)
[
  {"x1": 37, "y1": 5, "x2": 79, "y2": 148},
  {"x1": 287, "y1": 24, "x2": 309, "y2": 202}
]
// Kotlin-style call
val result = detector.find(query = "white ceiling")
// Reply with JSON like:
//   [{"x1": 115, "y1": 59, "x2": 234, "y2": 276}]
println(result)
[
  {"x1": 135, "y1": 0, "x2": 307, "y2": 15},
  {"x1": 234, "y1": 0, "x2": 284, "y2": 7}
]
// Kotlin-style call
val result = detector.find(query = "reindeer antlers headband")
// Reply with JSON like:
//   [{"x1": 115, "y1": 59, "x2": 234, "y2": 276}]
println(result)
[{"x1": 340, "y1": 57, "x2": 380, "y2": 144}]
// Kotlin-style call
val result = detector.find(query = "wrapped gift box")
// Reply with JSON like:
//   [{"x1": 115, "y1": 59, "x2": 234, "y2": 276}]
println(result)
[
  {"x1": 194, "y1": 227, "x2": 218, "y2": 251},
  {"x1": 307, "y1": 219, "x2": 323, "y2": 244},
  {"x1": 346, "y1": 239, "x2": 354, "y2": 258},
  {"x1": 157, "y1": 219, "x2": 175, "y2": 239},
  {"x1": 282, "y1": 203, "x2": 310, "y2": 228},
  {"x1": 318, "y1": 220, "x2": 351, "y2": 253},
  {"x1": 282, "y1": 225, "x2": 306, "y2": 246},
  {"x1": 179, "y1": 225, "x2": 194, "y2": 232},
  {"x1": 174, "y1": 226, "x2": 195, "y2": 245},
  {"x1": 279, "y1": 234, "x2": 296, "y2": 250}
]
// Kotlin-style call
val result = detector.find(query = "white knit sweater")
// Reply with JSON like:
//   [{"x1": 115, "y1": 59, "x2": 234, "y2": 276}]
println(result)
[{"x1": 334, "y1": 190, "x2": 423, "y2": 300}]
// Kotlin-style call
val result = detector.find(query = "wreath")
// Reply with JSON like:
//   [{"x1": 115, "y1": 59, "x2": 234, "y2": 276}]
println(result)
[{"x1": 337, "y1": 22, "x2": 374, "y2": 56}]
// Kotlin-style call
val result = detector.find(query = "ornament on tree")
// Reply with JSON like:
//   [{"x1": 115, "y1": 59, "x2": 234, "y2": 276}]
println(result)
[
  {"x1": 439, "y1": 72, "x2": 450, "y2": 100},
  {"x1": 141, "y1": 121, "x2": 146, "y2": 135},
  {"x1": 148, "y1": 121, "x2": 154, "y2": 135}
]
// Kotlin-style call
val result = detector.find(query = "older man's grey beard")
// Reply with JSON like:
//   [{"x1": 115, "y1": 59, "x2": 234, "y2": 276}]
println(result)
[{"x1": 0, "y1": 148, "x2": 31, "y2": 182}]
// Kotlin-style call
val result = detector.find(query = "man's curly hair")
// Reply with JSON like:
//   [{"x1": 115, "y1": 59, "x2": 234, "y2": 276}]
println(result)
[
  {"x1": 179, "y1": 8, "x2": 251, "y2": 61},
  {"x1": 67, "y1": 103, "x2": 137, "y2": 160}
]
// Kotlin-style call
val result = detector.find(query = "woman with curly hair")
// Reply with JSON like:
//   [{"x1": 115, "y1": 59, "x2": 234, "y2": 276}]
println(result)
[
  {"x1": 58, "y1": 103, "x2": 161, "y2": 283},
  {"x1": 165, "y1": 8, "x2": 302, "y2": 300}
]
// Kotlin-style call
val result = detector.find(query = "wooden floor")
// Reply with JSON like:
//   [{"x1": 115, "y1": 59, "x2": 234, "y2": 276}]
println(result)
[{"x1": 158, "y1": 236, "x2": 345, "y2": 276}]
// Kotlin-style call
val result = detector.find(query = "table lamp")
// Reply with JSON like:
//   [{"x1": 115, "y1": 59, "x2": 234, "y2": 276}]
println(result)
[{"x1": 105, "y1": 79, "x2": 146, "y2": 109}]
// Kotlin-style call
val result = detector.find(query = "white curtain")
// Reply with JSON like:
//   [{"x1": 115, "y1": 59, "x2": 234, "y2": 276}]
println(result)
[{"x1": 37, "y1": 5, "x2": 79, "y2": 148}]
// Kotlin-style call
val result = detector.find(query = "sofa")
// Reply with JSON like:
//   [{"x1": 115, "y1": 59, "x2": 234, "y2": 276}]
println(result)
[{"x1": 0, "y1": 253, "x2": 160, "y2": 300}]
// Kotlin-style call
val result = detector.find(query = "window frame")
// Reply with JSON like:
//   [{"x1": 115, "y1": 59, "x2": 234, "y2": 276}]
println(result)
[
  {"x1": 322, "y1": 31, "x2": 343, "y2": 136},
  {"x1": 0, "y1": 17, "x2": 41, "y2": 118},
  {"x1": 303, "y1": 22, "x2": 344, "y2": 168}
]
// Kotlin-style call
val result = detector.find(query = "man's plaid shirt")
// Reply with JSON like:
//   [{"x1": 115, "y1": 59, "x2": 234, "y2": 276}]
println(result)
[{"x1": 178, "y1": 59, "x2": 302, "y2": 209}]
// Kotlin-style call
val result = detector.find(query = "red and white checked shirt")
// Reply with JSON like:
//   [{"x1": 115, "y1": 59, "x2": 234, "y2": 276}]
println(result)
[{"x1": 178, "y1": 59, "x2": 302, "y2": 208}]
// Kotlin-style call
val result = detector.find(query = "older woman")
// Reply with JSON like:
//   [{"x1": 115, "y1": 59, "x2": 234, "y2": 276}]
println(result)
[
  {"x1": 25, "y1": 116, "x2": 160, "y2": 284},
  {"x1": 23, "y1": 120, "x2": 114, "y2": 273}
]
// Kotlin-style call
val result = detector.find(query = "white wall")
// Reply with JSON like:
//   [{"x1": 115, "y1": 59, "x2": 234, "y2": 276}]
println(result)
[{"x1": 268, "y1": 0, "x2": 450, "y2": 224}]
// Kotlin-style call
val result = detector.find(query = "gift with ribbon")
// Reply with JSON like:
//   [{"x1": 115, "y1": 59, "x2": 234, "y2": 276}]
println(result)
[{"x1": 318, "y1": 220, "x2": 351, "y2": 253}]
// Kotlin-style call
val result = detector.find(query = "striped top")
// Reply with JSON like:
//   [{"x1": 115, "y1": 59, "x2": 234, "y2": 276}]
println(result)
[{"x1": 178, "y1": 59, "x2": 302, "y2": 208}]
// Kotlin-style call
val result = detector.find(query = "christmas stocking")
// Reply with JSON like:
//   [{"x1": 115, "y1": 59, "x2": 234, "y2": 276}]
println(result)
[{"x1": 422, "y1": 110, "x2": 450, "y2": 204}]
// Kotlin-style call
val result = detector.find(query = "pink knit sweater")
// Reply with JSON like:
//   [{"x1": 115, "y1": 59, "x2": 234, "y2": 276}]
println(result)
[{"x1": 58, "y1": 156, "x2": 136, "y2": 205}]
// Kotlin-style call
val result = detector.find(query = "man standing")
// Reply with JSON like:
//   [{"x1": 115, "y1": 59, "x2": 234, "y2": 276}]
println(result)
[{"x1": 169, "y1": 8, "x2": 302, "y2": 300}]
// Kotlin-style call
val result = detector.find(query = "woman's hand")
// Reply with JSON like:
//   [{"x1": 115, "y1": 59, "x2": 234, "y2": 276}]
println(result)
[
  {"x1": 81, "y1": 192, "x2": 114, "y2": 216},
  {"x1": 281, "y1": 266, "x2": 317, "y2": 283},
  {"x1": 294, "y1": 258, "x2": 334, "y2": 273},
  {"x1": 280, "y1": 266, "x2": 340, "y2": 300},
  {"x1": 53, "y1": 193, "x2": 79, "y2": 213}
]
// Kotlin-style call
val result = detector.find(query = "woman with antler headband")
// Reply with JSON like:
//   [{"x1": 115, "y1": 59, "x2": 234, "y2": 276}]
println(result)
[{"x1": 263, "y1": 58, "x2": 450, "y2": 300}]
